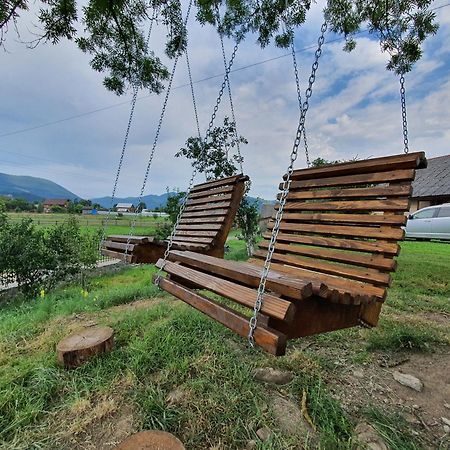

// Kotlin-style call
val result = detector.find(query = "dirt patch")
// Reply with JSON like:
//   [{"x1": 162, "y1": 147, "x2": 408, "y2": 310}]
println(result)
[
  {"x1": 58, "y1": 400, "x2": 136, "y2": 449},
  {"x1": 330, "y1": 349, "x2": 450, "y2": 448},
  {"x1": 106, "y1": 298, "x2": 164, "y2": 314},
  {"x1": 417, "y1": 311, "x2": 450, "y2": 327}
]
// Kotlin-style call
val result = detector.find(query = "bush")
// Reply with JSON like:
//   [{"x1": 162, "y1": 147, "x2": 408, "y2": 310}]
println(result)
[
  {"x1": 236, "y1": 197, "x2": 260, "y2": 256},
  {"x1": 0, "y1": 215, "x2": 99, "y2": 297}
]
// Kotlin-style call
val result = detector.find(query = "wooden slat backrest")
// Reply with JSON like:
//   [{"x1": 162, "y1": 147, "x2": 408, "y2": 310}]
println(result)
[
  {"x1": 174, "y1": 174, "x2": 249, "y2": 248},
  {"x1": 255, "y1": 152, "x2": 427, "y2": 301}
]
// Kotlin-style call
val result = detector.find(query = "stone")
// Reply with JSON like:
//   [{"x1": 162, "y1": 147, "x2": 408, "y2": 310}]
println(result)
[
  {"x1": 444, "y1": 425, "x2": 450, "y2": 434},
  {"x1": 271, "y1": 395, "x2": 311, "y2": 436},
  {"x1": 245, "y1": 440, "x2": 257, "y2": 449},
  {"x1": 444, "y1": 403, "x2": 450, "y2": 410},
  {"x1": 253, "y1": 367, "x2": 294, "y2": 385},
  {"x1": 392, "y1": 371, "x2": 423, "y2": 392},
  {"x1": 352, "y1": 369, "x2": 364, "y2": 379},
  {"x1": 355, "y1": 423, "x2": 388, "y2": 450},
  {"x1": 442, "y1": 417, "x2": 450, "y2": 427},
  {"x1": 404, "y1": 413, "x2": 419, "y2": 425},
  {"x1": 412, "y1": 404, "x2": 420, "y2": 410},
  {"x1": 256, "y1": 427, "x2": 271, "y2": 442}
]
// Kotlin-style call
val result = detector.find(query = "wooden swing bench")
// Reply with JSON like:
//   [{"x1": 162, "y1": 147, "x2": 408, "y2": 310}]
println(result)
[
  {"x1": 101, "y1": 174, "x2": 249, "y2": 264},
  {"x1": 155, "y1": 152, "x2": 427, "y2": 355}
]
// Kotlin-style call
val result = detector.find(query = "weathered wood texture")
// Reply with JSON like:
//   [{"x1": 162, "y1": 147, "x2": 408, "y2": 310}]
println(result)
[
  {"x1": 101, "y1": 174, "x2": 249, "y2": 263},
  {"x1": 156, "y1": 152, "x2": 427, "y2": 354},
  {"x1": 56, "y1": 326, "x2": 114, "y2": 369}
]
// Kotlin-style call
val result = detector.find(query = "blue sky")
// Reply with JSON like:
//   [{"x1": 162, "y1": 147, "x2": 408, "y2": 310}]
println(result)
[{"x1": 0, "y1": 1, "x2": 449, "y2": 200}]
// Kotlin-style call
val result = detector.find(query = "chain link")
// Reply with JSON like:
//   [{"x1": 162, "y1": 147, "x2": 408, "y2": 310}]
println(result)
[
  {"x1": 100, "y1": 12, "x2": 156, "y2": 253},
  {"x1": 290, "y1": 36, "x2": 311, "y2": 167},
  {"x1": 395, "y1": 0, "x2": 409, "y2": 154},
  {"x1": 185, "y1": 47, "x2": 202, "y2": 140},
  {"x1": 124, "y1": 0, "x2": 193, "y2": 256},
  {"x1": 154, "y1": 42, "x2": 240, "y2": 285},
  {"x1": 399, "y1": 74, "x2": 409, "y2": 154},
  {"x1": 215, "y1": 5, "x2": 244, "y2": 174},
  {"x1": 247, "y1": 20, "x2": 328, "y2": 348}
]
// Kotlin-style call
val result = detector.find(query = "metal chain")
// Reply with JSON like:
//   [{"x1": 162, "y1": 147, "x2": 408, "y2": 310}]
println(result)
[
  {"x1": 155, "y1": 42, "x2": 240, "y2": 284},
  {"x1": 185, "y1": 47, "x2": 202, "y2": 140},
  {"x1": 395, "y1": 0, "x2": 409, "y2": 154},
  {"x1": 290, "y1": 35, "x2": 311, "y2": 167},
  {"x1": 100, "y1": 12, "x2": 156, "y2": 253},
  {"x1": 247, "y1": 20, "x2": 328, "y2": 347},
  {"x1": 215, "y1": 5, "x2": 243, "y2": 173},
  {"x1": 399, "y1": 74, "x2": 409, "y2": 153},
  {"x1": 124, "y1": 0, "x2": 193, "y2": 256}
]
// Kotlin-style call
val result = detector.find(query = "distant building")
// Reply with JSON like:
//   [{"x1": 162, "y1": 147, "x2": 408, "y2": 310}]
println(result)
[
  {"x1": 410, "y1": 155, "x2": 450, "y2": 212},
  {"x1": 115, "y1": 202, "x2": 135, "y2": 213},
  {"x1": 42, "y1": 198, "x2": 70, "y2": 213}
]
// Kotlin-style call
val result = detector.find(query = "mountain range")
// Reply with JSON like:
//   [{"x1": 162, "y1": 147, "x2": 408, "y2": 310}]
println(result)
[
  {"x1": 0, "y1": 173, "x2": 270, "y2": 209},
  {"x1": 0, "y1": 172, "x2": 79, "y2": 202},
  {"x1": 91, "y1": 193, "x2": 173, "y2": 209}
]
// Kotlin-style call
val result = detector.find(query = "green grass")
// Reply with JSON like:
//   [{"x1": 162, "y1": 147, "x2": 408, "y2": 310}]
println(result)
[
  {"x1": 366, "y1": 319, "x2": 442, "y2": 352},
  {"x1": 388, "y1": 240, "x2": 450, "y2": 314},
  {"x1": 0, "y1": 239, "x2": 449, "y2": 449},
  {"x1": 365, "y1": 407, "x2": 423, "y2": 450}
]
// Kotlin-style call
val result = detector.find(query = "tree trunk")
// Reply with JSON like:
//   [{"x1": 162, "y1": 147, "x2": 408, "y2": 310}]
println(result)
[{"x1": 57, "y1": 326, "x2": 114, "y2": 369}]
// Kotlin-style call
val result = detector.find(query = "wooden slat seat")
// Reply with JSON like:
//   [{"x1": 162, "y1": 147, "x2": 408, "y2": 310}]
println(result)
[
  {"x1": 101, "y1": 174, "x2": 249, "y2": 263},
  {"x1": 156, "y1": 152, "x2": 427, "y2": 355}
]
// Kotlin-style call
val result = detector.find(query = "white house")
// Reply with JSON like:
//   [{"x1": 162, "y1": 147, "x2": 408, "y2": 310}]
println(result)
[{"x1": 115, "y1": 203, "x2": 135, "y2": 213}]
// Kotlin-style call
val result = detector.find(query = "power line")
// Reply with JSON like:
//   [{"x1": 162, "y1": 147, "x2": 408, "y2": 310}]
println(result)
[
  {"x1": 0, "y1": 149, "x2": 113, "y2": 181},
  {"x1": 1, "y1": 1, "x2": 448, "y2": 140},
  {"x1": 0, "y1": 31, "x2": 367, "y2": 139}
]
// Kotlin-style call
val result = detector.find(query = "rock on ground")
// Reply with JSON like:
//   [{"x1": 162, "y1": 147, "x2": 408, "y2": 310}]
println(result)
[
  {"x1": 392, "y1": 371, "x2": 424, "y2": 392},
  {"x1": 271, "y1": 395, "x2": 313, "y2": 437},
  {"x1": 256, "y1": 427, "x2": 272, "y2": 442},
  {"x1": 253, "y1": 367, "x2": 294, "y2": 385}
]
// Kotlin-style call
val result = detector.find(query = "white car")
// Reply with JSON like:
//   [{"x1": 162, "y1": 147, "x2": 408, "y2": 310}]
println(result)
[{"x1": 405, "y1": 203, "x2": 450, "y2": 240}]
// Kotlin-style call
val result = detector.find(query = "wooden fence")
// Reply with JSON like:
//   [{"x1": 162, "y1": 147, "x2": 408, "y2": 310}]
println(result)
[{"x1": 7, "y1": 217, "x2": 167, "y2": 228}]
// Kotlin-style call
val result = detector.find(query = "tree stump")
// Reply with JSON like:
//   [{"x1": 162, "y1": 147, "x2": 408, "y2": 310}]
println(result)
[
  {"x1": 56, "y1": 326, "x2": 114, "y2": 369},
  {"x1": 115, "y1": 431, "x2": 185, "y2": 450}
]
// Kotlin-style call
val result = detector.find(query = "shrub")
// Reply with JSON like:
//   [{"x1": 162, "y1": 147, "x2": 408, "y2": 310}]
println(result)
[
  {"x1": 0, "y1": 216, "x2": 99, "y2": 297},
  {"x1": 236, "y1": 197, "x2": 260, "y2": 256}
]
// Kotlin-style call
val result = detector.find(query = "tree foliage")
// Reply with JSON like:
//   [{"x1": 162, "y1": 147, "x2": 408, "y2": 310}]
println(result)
[
  {"x1": 0, "y1": 215, "x2": 99, "y2": 296},
  {"x1": 236, "y1": 196, "x2": 260, "y2": 256},
  {"x1": 0, "y1": 0, "x2": 439, "y2": 94},
  {"x1": 176, "y1": 117, "x2": 246, "y2": 180}
]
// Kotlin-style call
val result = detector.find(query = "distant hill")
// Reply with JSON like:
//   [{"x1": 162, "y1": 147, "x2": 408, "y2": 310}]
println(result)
[
  {"x1": 91, "y1": 193, "x2": 172, "y2": 210},
  {"x1": 0, "y1": 172, "x2": 273, "y2": 209},
  {"x1": 0, "y1": 173, "x2": 79, "y2": 202},
  {"x1": 91, "y1": 194, "x2": 270, "y2": 210}
]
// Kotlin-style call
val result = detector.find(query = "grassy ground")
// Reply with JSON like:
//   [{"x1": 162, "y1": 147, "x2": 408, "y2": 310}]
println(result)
[{"x1": 0, "y1": 240, "x2": 449, "y2": 449}]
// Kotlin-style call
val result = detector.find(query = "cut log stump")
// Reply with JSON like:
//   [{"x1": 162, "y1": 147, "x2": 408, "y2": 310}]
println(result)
[
  {"x1": 115, "y1": 431, "x2": 185, "y2": 450},
  {"x1": 56, "y1": 326, "x2": 114, "y2": 369}
]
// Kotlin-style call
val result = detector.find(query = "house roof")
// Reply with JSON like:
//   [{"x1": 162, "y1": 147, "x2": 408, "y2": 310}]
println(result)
[
  {"x1": 412, "y1": 154, "x2": 450, "y2": 198},
  {"x1": 116, "y1": 203, "x2": 134, "y2": 208},
  {"x1": 43, "y1": 198, "x2": 69, "y2": 206}
]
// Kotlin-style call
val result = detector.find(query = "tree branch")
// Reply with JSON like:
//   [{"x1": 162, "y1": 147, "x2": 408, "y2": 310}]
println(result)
[{"x1": 0, "y1": 0, "x2": 24, "y2": 29}]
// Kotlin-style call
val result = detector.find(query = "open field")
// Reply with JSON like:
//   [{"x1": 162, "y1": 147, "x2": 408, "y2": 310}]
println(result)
[
  {"x1": 0, "y1": 240, "x2": 449, "y2": 449},
  {"x1": 6, "y1": 212, "x2": 168, "y2": 236}
]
